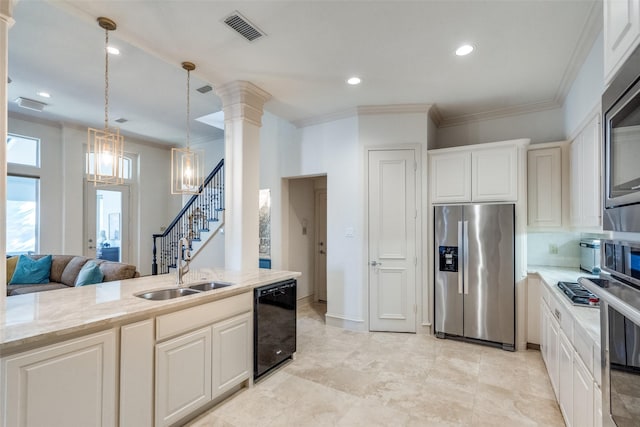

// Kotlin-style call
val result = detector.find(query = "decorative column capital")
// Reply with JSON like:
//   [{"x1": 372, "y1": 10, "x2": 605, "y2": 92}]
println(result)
[
  {"x1": 0, "y1": 0, "x2": 17, "y2": 27},
  {"x1": 216, "y1": 81, "x2": 271, "y2": 127}
]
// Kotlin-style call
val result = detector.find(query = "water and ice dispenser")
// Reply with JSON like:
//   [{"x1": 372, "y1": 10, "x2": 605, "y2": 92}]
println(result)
[{"x1": 438, "y1": 246, "x2": 458, "y2": 272}]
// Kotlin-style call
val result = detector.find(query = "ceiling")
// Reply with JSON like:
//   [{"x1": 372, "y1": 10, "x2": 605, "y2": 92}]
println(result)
[{"x1": 7, "y1": 0, "x2": 602, "y2": 146}]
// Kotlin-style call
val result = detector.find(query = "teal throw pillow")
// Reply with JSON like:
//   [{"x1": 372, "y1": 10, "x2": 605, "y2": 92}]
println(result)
[
  {"x1": 75, "y1": 261, "x2": 104, "y2": 287},
  {"x1": 9, "y1": 255, "x2": 52, "y2": 284}
]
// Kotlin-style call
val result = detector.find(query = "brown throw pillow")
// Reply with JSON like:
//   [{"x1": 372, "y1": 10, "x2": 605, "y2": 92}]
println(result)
[{"x1": 6, "y1": 256, "x2": 18, "y2": 283}]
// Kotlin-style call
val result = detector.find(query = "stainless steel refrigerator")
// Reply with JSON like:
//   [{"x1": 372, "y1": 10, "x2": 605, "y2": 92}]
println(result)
[{"x1": 434, "y1": 204, "x2": 515, "y2": 351}]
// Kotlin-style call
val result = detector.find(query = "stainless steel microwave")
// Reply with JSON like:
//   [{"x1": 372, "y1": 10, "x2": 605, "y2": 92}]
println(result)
[{"x1": 603, "y1": 43, "x2": 640, "y2": 232}]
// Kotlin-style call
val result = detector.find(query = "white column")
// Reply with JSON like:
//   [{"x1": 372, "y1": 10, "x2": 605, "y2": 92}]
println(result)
[
  {"x1": 0, "y1": 0, "x2": 16, "y2": 302},
  {"x1": 216, "y1": 81, "x2": 270, "y2": 272}
]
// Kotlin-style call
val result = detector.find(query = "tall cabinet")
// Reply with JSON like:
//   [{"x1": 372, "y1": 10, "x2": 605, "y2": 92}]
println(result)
[
  {"x1": 604, "y1": 0, "x2": 640, "y2": 84},
  {"x1": 569, "y1": 114, "x2": 601, "y2": 229}
]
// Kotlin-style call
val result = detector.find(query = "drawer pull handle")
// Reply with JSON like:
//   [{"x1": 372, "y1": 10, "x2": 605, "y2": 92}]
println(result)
[{"x1": 554, "y1": 309, "x2": 561, "y2": 320}]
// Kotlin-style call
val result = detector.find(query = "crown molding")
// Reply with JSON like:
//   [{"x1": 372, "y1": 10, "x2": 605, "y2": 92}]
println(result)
[
  {"x1": 428, "y1": 105, "x2": 444, "y2": 127},
  {"x1": 356, "y1": 103, "x2": 432, "y2": 116},
  {"x1": 553, "y1": 0, "x2": 603, "y2": 105},
  {"x1": 292, "y1": 108, "x2": 358, "y2": 128},
  {"x1": 438, "y1": 99, "x2": 562, "y2": 128}
]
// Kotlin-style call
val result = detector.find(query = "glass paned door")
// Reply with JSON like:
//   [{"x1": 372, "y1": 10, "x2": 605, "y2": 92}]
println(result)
[{"x1": 85, "y1": 183, "x2": 129, "y2": 263}]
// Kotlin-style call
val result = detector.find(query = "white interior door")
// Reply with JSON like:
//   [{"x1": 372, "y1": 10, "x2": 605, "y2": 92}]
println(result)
[
  {"x1": 85, "y1": 183, "x2": 130, "y2": 263},
  {"x1": 368, "y1": 149, "x2": 417, "y2": 332},
  {"x1": 314, "y1": 189, "x2": 327, "y2": 302}
]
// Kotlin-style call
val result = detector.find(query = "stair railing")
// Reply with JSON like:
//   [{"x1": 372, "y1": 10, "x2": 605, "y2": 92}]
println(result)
[{"x1": 152, "y1": 159, "x2": 224, "y2": 275}]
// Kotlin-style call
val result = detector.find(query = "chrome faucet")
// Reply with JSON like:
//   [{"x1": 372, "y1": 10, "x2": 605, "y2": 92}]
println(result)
[{"x1": 177, "y1": 237, "x2": 191, "y2": 285}]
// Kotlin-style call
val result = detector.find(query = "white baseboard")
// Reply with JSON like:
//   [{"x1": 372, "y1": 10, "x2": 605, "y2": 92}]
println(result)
[{"x1": 325, "y1": 313, "x2": 367, "y2": 331}]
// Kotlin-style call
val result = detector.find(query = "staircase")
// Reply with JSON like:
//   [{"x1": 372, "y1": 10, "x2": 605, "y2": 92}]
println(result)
[{"x1": 152, "y1": 160, "x2": 224, "y2": 275}]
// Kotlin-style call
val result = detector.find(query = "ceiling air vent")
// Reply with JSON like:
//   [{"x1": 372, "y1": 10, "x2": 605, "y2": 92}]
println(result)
[
  {"x1": 15, "y1": 97, "x2": 47, "y2": 112},
  {"x1": 223, "y1": 11, "x2": 265, "y2": 42},
  {"x1": 197, "y1": 85, "x2": 213, "y2": 94},
  {"x1": 115, "y1": 118, "x2": 128, "y2": 123}
]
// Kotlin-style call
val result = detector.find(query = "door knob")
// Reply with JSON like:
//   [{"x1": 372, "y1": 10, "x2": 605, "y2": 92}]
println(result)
[{"x1": 370, "y1": 261, "x2": 382, "y2": 266}]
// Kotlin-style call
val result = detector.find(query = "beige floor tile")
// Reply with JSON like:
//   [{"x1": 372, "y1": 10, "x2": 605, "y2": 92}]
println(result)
[{"x1": 185, "y1": 302, "x2": 563, "y2": 427}]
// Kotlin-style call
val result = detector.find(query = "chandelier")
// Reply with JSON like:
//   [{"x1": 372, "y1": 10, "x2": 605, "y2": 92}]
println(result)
[
  {"x1": 87, "y1": 17, "x2": 124, "y2": 186},
  {"x1": 171, "y1": 61, "x2": 203, "y2": 194}
]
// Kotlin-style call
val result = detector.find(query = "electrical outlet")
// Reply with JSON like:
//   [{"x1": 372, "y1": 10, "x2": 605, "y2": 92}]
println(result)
[{"x1": 549, "y1": 243, "x2": 559, "y2": 254}]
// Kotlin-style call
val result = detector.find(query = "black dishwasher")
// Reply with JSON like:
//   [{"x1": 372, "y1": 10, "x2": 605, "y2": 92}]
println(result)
[{"x1": 254, "y1": 279, "x2": 297, "y2": 380}]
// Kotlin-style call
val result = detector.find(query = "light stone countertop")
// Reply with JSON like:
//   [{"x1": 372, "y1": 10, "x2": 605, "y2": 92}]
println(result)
[
  {"x1": 0, "y1": 268, "x2": 300, "y2": 355},
  {"x1": 528, "y1": 265, "x2": 601, "y2": 348}
]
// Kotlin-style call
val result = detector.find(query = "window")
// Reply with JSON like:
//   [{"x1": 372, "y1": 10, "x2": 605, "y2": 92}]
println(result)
[
  {"x1": 7, "y1": 134, "x2": 40, "y2": 167},
  {"x1": 7, "y1": 133, "x2": 41, "y2": 255},
  {"x1": 7, "y1": 176, "x2": 39, "y2": 255}
]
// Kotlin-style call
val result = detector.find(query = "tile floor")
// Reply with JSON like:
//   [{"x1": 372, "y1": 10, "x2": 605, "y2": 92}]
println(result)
[{"x1": 187, "y1": 302, "x2": 565, "y2": 427}]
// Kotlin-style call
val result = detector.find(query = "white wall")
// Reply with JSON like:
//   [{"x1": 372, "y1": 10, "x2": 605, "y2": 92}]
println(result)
[
  {"x1": 8, "y1": 113, "x2": 180, "y2": 276},
  {"x1": 436, "y1": 107, "x2": 565, "y2": 148},
  {"x1": 563, "y1": 32, "x2": 604, "y2": 138}
]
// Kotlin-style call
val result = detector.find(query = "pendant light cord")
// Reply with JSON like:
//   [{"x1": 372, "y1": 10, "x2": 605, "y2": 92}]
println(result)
[
  {"x1": 104, "y1": 26, "x2": 110, "y2": 131},
  {"x1": 186, "y1": 68, "x2": 191, "y2": 150}
]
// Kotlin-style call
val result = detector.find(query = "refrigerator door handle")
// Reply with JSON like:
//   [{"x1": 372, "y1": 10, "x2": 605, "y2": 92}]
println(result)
[
  {"x1": 457, "y1": 221, "x2": 463, "y2": 295},
  {"x1": 463, "y1": 220, "x2": 469, "y2": 295}
]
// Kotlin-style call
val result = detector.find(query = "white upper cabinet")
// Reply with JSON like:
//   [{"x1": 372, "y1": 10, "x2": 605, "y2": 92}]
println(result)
[
  {"x1": 429, "y1": 151, "x2": 472, "y2": 203},
  {"x1": 604, "y1": 0, "x2": 640, "y2": 84},
  {"x1": 570, "y1": 115, "x2": 602, "y2": 229},
  {"x1": 472, "y1": 145, "x2": 518, "y2": 202},
  {"x1": 430, "y1": 141, "x2": 524, "y2": 204},
  {"x1": 528, "y1": 147, "x2": 562, "y2": 228}
]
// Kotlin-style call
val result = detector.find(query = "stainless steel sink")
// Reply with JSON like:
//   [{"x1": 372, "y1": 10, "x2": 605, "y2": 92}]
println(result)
[
  {"x1": 188, "y1": 282, "x2": 232, "y2": 292},
  {"x1": 135, "y1": 287, "x2": 201, "y2": 300}
]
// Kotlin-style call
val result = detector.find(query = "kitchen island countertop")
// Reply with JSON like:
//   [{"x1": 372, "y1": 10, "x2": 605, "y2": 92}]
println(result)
[{"x1": 0, "y1": 268, "x2": 300, "y2": 355}]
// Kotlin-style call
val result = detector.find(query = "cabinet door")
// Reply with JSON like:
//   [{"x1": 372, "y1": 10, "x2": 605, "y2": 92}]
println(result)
[
  {"x1": 559, "y1": 330, "x2": 574, "y2": 427},
  {"x1": 547, "y1": 311, "x2": 561, "y2": 400},
  {"x1": 120, "y1": 319, "x2": 154, "y2": 427},
  {"x1": 573, "y1": 354, "x2": 595, "y2": 427},
  {"x1": 472, "y1": 145, "x2": 518, "y2": 202},
  {"x1": 155, "y1": 326, "x2": 212, "y2": 427},
  {"x1": 604, "y1": 0, "x2": 640, "y2": 84},
  {"x1": 429, "y1": 151, "x2": 471, "y2": 203},
  {"x1": 1, "y1": 330, "x2": 116, "y2": 427},
  {"x1": 581, "y1": 116, "x2": 601, "y2": 228},
  {"x1": 570, "y1": 137, "x2": 583, "y2": 226},
  {"x1": 212, "y1": 312, "x2": 251, "y2": 397},
  {"x1": 541, "y1": 300, "x2": 549, "y2": 365},
  {"x1": 594, "y1": 384, "x2": 603, "y2": 427},
  {"x1": 527, "y1": 276, "x2": 541, "y2": 345},
  {"x1": 528, "y1": 147, "x2": 562, "y2": 227}
]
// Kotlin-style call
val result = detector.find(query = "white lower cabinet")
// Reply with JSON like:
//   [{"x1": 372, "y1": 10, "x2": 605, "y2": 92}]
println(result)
[
  {"x1": 574, "y1": 354, "x2": 595, "y2": 427},
  {"x1": 539, "y1": 280, "x2": 602, "y2": 427},
  {"x1": 155, "y1": 293, "x2": 252, "y2": 427},
  {"x1": 1, "y1": 329, "x2": 117, "y2": 427},
  {"x1": 120, "y1": 319, "x2": 154, "y2": 427},
  {"x1": 559, "y1": 329, "x2": 574, "y2": 426},
  {"x1": 156, "y1": 326, "x2": 213, "y2": 427},
  {"x1": 212, "y1": 313, "x2": 252, "y2": 397}
]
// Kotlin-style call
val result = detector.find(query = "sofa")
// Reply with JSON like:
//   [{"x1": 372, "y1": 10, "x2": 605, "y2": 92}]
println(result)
[{"x1": 6, "y1": 255, "x2": 139, "y2": 296}]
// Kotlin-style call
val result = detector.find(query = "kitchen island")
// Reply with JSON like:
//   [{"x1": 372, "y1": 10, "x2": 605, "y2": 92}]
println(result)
[{"x1": 0, "y1": 268, "x2": 300, "y2": 427}]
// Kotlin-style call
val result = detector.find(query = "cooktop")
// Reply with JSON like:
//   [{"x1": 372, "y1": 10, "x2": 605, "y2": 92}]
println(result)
[{"x1": 557, "y1": 281, "x2": 599, "y2": 307}]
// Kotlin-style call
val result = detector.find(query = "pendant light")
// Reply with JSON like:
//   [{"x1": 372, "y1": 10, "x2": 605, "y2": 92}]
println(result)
[
  {"x1": 87, "y1": 17, "x2": 125, "y2": 186},
  {"x1": 171, "y1": 61, "x2": 204, "y2": 194}
]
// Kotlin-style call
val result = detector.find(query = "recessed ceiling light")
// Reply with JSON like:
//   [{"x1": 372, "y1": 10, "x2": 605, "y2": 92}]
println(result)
[
  {"x1": 37, "y1": 91, "x2": 51, "y2": 98},
  {"x1": 347, "y1": 77, "x2": 361, "y2": 85},
  {"x1": 455, "y1": 44, "x2": 474, "y2": 56},
  {"x1": 106, "y1": 46, "x2": 120, "y2": 55}
]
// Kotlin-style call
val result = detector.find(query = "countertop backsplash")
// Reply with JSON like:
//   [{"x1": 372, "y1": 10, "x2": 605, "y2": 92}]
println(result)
[{"x1": 527, "y1": 231, "x2": 581, "y2": 267}]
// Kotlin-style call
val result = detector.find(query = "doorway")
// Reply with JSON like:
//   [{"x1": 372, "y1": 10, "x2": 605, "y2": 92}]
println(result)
[
  {"x1": 287, "y1": 176, "x2": 327, "y2": 312},
  {"x1": 85, "y1": 183, "x2": 130, "y2": 263}
]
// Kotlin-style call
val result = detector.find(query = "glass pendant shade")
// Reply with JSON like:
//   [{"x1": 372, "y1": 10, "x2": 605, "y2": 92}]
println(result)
[
  {"x1": 171, "y1": 146, "x2": 204, "y2": 194},
  {"x1": 87, "y1": 127, "x2": 125, "y2": 185}
]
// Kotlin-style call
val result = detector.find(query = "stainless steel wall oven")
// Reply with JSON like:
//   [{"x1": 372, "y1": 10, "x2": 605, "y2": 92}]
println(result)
[
  {"x1": 581, "y1": 240, "x2": 640, "y2": 427},
  {"x1": 603, "y1": 43, "x2": 640, "y2": 232}
]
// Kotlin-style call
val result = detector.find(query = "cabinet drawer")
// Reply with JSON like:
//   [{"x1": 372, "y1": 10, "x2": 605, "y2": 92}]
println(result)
[
  {"x1": 540, "y1": 282, "x2": 550, "y2": 305},
  {"x1": 156, "y1": 292, "x2": 251, "y2": 341},
  {"x1": 573, "y1": 321, "x2": 594, "y2": 375},
  {"x1": 549, "y1": 296, "x2": 573, "y2": 341}
]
